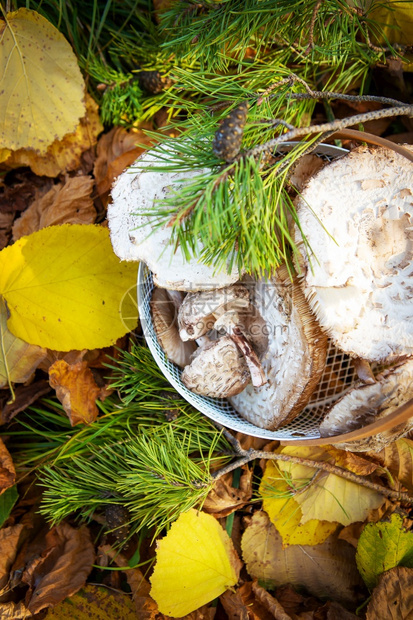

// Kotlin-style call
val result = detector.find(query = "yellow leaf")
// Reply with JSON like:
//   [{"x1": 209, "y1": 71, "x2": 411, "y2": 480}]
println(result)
[
  {"x1": 0, "y1": 8, "x2": 85, "y2": 153},
  {"x1": 370, "y1": 1, "x2": 413, "y2": 46},
  {"x1": 150, "y1": 509, "x2": 241, "y2": 617},
  {"x1": 0, "y1": 225, "x2": 138, "y2": 351},
  {"x1": 0, "y1": 95, "x2": 103, "y2": 177},
  {"x1": 277, "y1": 446, "x2": 385, "y2": 526},
  {"x1": 259, "y1": 461, "x2": 338, "y2": 546},
  {"x1": 0, "y1": 296, "x2": 46, "y2": 388}
]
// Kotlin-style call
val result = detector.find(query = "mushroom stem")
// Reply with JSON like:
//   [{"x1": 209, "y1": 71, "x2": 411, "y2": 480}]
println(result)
[
  {"x1": 353, "y1": 358, "x2": 376, "y2": 385},
  {"x1": 214, "y1": 310, "x2": 267, "y2": 387}
]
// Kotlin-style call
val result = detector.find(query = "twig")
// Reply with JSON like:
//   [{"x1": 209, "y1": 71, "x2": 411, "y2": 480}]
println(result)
[
  {"x1": 306, "y1": 0, "x2": 323, "y2": 53},
  {"x1": 211, "y1": 441, "x2": 413, "y2": 505},
  {"x1": 246, "y1": 105, "x2": 413, "y2": 160},
  {"x1": 285, "y1": 91, "x2": 406, "y2": 108}
]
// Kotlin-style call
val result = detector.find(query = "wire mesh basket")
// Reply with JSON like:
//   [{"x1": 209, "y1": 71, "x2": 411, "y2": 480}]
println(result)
[{"x1": 136, "y1": 142, "x2": 413, "y2": 442}]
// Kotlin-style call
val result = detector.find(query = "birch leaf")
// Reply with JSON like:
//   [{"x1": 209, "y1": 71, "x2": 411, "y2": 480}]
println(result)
[
  {"x1": 356, "y1": 513, "x2": 413, "y2": 589},
  {"x1": 0, "y1": 225, "x2": 138, "y2": 351},
  {"x1": 259, "y1": 461, "x2": 338, "y2": 546},
  {"x1": 277, "y1": 446, "x2": 385, "y2": 526},
  {"x1": 0, "y1": 296, "x2": 46, "y2": 388},
  {"x1": 150, "y1": 509, "x2": 241, "y2": 617},
  {"x1": 0, "y1": 8, "x2": 85, "y2": 153}
]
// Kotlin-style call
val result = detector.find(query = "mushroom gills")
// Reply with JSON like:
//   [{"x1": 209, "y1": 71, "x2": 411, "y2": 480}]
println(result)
[
  {"x1": 320, "y1": 358, "x2": 413, "y2": 452},
  {"x1": 150, "y1": 287, "x2": 197, "y2": 368}
]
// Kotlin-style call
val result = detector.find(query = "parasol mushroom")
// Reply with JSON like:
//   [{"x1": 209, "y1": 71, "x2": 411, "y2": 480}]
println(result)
[
  {"x1": 295, "y1": 145, "x2": 413, "y2": 362},
  {"x1": 108, "y1": 146, "x2": 242, "y2": 291}
]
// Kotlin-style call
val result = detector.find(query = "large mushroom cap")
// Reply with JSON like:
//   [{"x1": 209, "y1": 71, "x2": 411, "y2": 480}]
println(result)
[
  {"x1": 295, "y1": 145, "x2": 413, "y2": 362},
  {"x1": 108, "y1": 146, "x2": 241, "y2": 291},
  {"x1": 229, "y1": 271, "x2": 328, "y2": 430},
  {"x1": 320, "y1": 358, "x2": 413, "y2": 452}
]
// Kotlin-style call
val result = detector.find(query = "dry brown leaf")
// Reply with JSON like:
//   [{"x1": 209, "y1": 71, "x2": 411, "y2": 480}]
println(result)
[
  {"x1": 48, "y1": 359, "x2": 105, "y2": 425},
  {"x1": 0, "y1": 439, "x2": 15, "y2": 493},
  {"x1": 202, "y1": 466, "x2": 253, "y2": 518},
  {"x1": 241, "y1": 511, "x2": 365, "y2": 606},
  {"x1": 0, "y1": 380, "x2": 51, "y2": 425},
  {"x1": 366, "y1": 566, "x2": 413, "y2": 620},
  {"x1": 0, "y1": 600, "x2": 31, "y2": 619},
  {"x1": 22, "y1": 522, "x2": 94, "y2": 615},
  {"x1": 274, "y1": 585, "x2": 319, "y2": 619},
  {"x1": 326, "y1": 447, "x2": 379, "y2": 477},
  {"x1": 99, "y1": 544, "x2": 159, "y2": 620},
  {"x1": 368, "y1": 439, "x2": 413, "y2": 492},
  {"x1": 12, "y1": 175, "x2": 96, "y2": 241},
  {"x1": 314, "y1": 601, "x2": 358, "y2": 620},
  {"x1": 234, "y1": 431, "x2": 272, "y2": 453},
  {"x1": 251, "y1": 582, "x2": 292, "y2": 620},
  {"x1": 0, "y1": 524, "x2": 24, "y2": 591},
  {"x1": 0, "y1": 95, "x2": 103, "y2": 177},
  {"x1": 94, "y1": 127, "x2": 155, "y2": 199},
  {"x1": 220, "y1": 586, "x2": 270, "y2": 620}
]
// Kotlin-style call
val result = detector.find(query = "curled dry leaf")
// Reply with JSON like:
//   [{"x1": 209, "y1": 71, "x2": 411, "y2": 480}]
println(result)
[
  {"x1": 220, "y1": 582, "x2": 275, "y2": 620},
  {"x1": 202, "y1": 466, "x2": 253, "y2": 518},
  {"x1": 0, "y1": 96, "x2": 103, "y2": 177},
  {"x1": 366, "y1": 566, "x2": 413, "y2": 620},
  {"x1": 0, "y1": 439, "x2": 16, "y2": 493},
  {"x1": 48, "y1": 359, "x2": 106, "y2": 426},
  {"x1": 0, "y1": 380, "x2": 51, "y2": 425},
  {"x1": 22, "y1": 523, "x2": 95, "y2": 615},
  {"x1": 241, "y1": 511, "x2": 365, "y2": 605},
  {"x1": 94, "y1": 127, "x2": 156, "y2": 199},
  {"x1": 0, "y1": 297, "x2": 47, "y2": 389},
  {"x1": 367, "y1": 438, "x2": 413, "y2": 492},
  {"x1": 0, "y1": 523, "x2": 24, "y2": 590},
  {"x1": 12, "y1": 175, "x2": 96, "y2": 241}
]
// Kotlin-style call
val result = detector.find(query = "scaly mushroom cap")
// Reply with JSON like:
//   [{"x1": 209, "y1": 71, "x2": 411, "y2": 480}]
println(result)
[
  {"x1": 151, "y1": 287, "x2": 197, "y2": 368},
  {"x1": 108, "y1": 147, "x2": 241, "y2": 291},
  {"x1": 295, "y1": 145, "x2": 413, "y2": 362},
  {"x1": 178, "y1": 283, "x2": 250, "y2": 341},
  {"x1": 229, "y1": 270, "x2": 328, "y2": 430},
  {"x1": 320, "y1": 358, "x2": 413, "y2": 452},
  {"x1": 181, "y1": 336, "x2": 250, "y2": 398}
]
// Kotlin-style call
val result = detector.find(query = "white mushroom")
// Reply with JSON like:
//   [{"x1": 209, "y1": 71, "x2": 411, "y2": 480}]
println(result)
[
  {"x1": 108, "y1": 146, "x2": 242, "y2": 290},
  {"x1": 295, "y1": 145, "x2": 413, "y2": 362},
  {"x1": 150, "y1": 287, "x2": 197, "y2": 368},
  {"x1": 229, "y1": 270, "x2": 328, "y2": 430},
  {"x1": 181, "y1": 336, "x2": 250, "y2": 398},
  {"x1": 178, "y1": 283, "x2": 250, "y2": 341},
  {"x1": 320, "y1": 358, "x2": 413, "y2": 452}
]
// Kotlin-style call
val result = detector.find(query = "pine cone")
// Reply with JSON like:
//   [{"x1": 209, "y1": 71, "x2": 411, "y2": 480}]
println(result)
[
  {"x1": 105, "y1": 503, "x2": 130, "y2": 542},
  {"x1": 212, "y1": 101, "x2": 249, "y2": 162},
  {"x1": 137, "y1": 70, "x2": 172, "y2": 94}
]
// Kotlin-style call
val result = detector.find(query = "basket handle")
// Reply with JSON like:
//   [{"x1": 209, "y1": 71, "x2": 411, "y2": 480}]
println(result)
[{"x1": 280, "y1": 397, "x2": 413, "y2": 447}]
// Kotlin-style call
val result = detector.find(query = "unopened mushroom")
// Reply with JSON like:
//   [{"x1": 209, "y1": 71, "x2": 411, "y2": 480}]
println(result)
[
  {"x1": 320, "y1": 358, "x2": 413, "y2": 452},
  {"x1": 181, "y1": 336, "x2": 250, "y2": 398},
  {"x1": 151, "y1": 287, "x2": 197, "y2": 368},
  {"x1": 108, "y1": 146, "x2": 242, "y2": 290},
  {"x1": 295, "y1": 145, "x2": 413, "y2": 362},
  {"x1": 178, "y1": 283, "x2": 250, "y2": 341},
  {"x1": 229, "y1": 270, "x2": 328, "y2": 430}
]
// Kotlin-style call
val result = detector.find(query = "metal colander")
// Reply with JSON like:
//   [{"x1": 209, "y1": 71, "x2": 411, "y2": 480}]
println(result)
[{"x1": 136, "y1": 142, "x2": 365, "y2": 440}]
